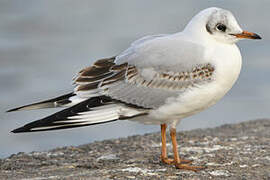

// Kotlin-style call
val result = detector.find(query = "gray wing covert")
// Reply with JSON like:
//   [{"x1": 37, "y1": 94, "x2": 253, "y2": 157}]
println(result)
[
  {"x1": 73, "y1": 57, "x2": 215, "y2": 109},
  {"x1": 104, "y1": 63, "x2": 215, "y2": 108},
  {"x1": 115, "y1": 34, "x2": 208, "y2": 73}
]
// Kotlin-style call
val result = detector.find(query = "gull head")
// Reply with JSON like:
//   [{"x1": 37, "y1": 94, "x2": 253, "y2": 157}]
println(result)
[{"x1": 184, "y1": 7, "x2": 261, "y2": 44}]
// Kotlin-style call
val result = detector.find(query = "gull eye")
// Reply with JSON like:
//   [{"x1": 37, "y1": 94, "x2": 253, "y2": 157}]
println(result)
[{"x1": 216, "y1": 23, "x2": 227, "y2": 32}]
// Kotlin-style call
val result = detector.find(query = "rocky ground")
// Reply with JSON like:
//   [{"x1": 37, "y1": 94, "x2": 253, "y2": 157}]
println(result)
[{"x1": 0, "y1": 119, "x2": 269, "y2": 180}]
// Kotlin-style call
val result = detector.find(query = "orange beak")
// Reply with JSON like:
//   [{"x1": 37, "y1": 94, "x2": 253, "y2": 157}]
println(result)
[{"x1": 232, "y1": 31, "x2": 262, "y2": 39}]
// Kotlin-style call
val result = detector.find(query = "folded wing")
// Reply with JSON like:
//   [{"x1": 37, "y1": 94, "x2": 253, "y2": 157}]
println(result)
[
  {"x1": 74, "y1": 57, "x2": 215, "y2": 109},
  {"x1": 12, "y1": 96, "x2": 148, "y2": 133}
]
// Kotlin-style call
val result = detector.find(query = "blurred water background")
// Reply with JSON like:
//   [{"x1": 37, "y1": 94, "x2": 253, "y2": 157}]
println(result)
[{"x1": 0, "y1": 0, "x2": 269, "y2": 158}]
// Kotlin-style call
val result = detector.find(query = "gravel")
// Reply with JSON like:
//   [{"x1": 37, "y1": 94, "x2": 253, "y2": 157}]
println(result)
[{"x1": 1, "y1": 119, "x2": 269, "y2": 180}]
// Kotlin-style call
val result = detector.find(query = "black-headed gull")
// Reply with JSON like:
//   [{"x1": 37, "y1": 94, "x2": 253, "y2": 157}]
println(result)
[{"x1": 8, "y1": 7, "x2": 261, "y2": 171}]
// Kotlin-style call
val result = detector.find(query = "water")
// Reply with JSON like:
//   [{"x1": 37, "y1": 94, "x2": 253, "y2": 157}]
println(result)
[{"x1": 1, "y1": 0, "x2": 270, "y2": 158}]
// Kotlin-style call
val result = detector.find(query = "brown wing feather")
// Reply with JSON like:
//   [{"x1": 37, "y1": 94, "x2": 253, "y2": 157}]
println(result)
[
  {"x1": 73, "y1": 56, "x2": 215, "y2": 102},
  {"x1": 74, "y1": 57, "x2": 128, "y2": 93}
]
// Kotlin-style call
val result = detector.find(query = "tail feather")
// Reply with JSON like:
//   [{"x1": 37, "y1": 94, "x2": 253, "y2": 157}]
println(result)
[{"x1": 7, "y1": 92, "x2": 75, "y2": 112}]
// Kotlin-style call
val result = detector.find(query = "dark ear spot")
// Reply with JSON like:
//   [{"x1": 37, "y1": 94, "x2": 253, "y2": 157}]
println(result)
[{"x1": 206, "y1": 24, "x2": 212, "y2": 34}]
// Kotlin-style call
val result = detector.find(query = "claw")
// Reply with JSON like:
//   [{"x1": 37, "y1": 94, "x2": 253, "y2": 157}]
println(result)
[
  {"x1": 175, "y1": 163, "x2": 206, "y2": 172},
  {"x1": 161, "y1": 157, "x2": 193, "y2": 165},
  {"x1": 180, "y1": 159, "x2": 193, "y2": 164},
  {"x1": 161, "y1": 157, "x2": 175, "y2": 165}
]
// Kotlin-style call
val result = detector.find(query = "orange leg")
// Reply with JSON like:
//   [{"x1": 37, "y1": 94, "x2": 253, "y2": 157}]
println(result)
[
  {"x1": 160, "y1": 124, "x2": 192, "y2": 165},
  {"x1": 170, "y1": 128, "x2": 206, "y2": 171},
  {"x1": 160, "y1": 124, "x2": 174, "y2": 164}
]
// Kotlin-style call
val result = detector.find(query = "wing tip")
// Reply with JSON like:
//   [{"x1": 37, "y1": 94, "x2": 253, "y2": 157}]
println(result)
[
  {"x1": 11, "y1": 127, "x2": 29, "y2": 133},
  {"x1": 11, "y1": 129, "x2": 18, "y2": 133},
  {"x1": 6, "y1": 107, "x2": 22, "y2": 113},
  {"x1": 7, "y1": 92, "x2": 75, "y2": 113}
]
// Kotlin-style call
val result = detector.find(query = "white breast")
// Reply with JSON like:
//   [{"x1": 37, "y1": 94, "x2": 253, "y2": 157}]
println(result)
[{"x1": 147, "y1": 43, "x2": 242, "y2": 126}]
